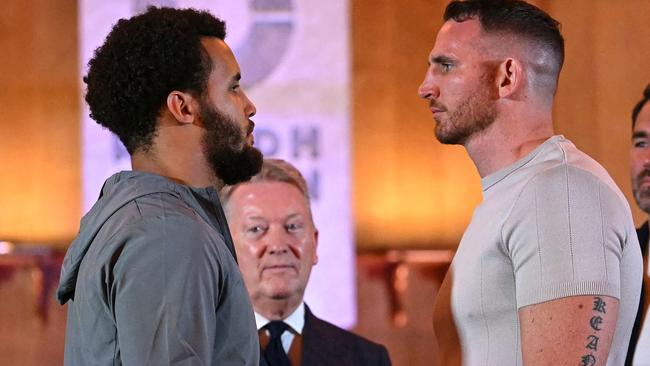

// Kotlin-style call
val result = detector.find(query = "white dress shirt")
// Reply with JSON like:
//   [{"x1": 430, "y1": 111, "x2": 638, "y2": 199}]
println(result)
[{"x1": 255, "y1": 302, "x2": 305, "y2": 353}]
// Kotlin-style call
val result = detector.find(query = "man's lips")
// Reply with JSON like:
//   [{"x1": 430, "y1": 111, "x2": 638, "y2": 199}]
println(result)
[
  {"x1": 428, "y1": 102, "x2": 446, "y2": 115},
  {"x1": 636, "y1": 172, "x2": 650, "y2": 186},
  {"x1": 638, "y1": 180, "x2": 650, "y2": 190},
  {"x1": 262, "y1": 264, "x2": 297, "y2": 274},
  {"x1": 246, "y1": 120, "x2": 255, "y2": 146}
]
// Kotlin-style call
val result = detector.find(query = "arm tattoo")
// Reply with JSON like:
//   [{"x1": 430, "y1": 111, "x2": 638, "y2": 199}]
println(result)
[
  {"x1": 586, "y1": 335, "x2": 599, "y2": 351},
  {"x1": 590, "y1": 316, "x2": 603, "y2": 331},
  {"x1": 593, "y1": 297, "x2": 606, "y2": 313},
  {"x1": 580, "y1": 354, "x2": 596, "y2": 366},
  {"x1": 580, "y1": 297, "x2": 607, "y2": 365}
]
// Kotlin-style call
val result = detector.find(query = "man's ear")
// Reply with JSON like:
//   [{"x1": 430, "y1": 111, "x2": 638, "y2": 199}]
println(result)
[
  {"x1": 312, "y1": 228, "x2": 319, "y2": 265},
  {"x1": 166, "y1": 91, "x2": 199, "y2": 125},
  {"x1": 496, "y1": 58, "x2": 524, "y2": 99}
]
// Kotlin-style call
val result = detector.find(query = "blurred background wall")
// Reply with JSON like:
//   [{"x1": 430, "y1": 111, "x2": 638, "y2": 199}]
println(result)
[
  {"x1": 352, "y1": 0, "x2": 650, "y2": 250},
  {"x1": 2, "y1": 0, "x2": 649, "y2": 248},
  {"x1": 1, "y1": 0, "x2": 649, "y2": 365},
  {"x1": 0, "y1": 0, "x2": 80, "y2": 245}
]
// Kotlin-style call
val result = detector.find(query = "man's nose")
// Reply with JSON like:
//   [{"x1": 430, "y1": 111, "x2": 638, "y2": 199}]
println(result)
[
  {"x1": 418, "y1": 71, "x2": 439, "y2": 100},
  {"x1": 642, "y1": 150, "x2": 650, "y2": 167},
  {"x1": 243, "y1": 91, "x2": 256, "y2": 118},
  {"x1": 264, "y1": 227, "x2": 291, "y2": 255}
]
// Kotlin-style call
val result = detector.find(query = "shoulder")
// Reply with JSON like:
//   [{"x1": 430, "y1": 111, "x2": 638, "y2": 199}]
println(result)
[
  {"x1": 504, "y1": 161, "x2": 635, "y2": 247},
  {"x1": 529, "y1": 140, "x2": 628, "y2": 205},
  {"x1": 109, "y1": 190, "x2": 224, "y2": 247},
  {"x1": 102, "y1": 193, "x2": 233, "y2": 277},
  {"x1": 303, "y1": 308, "x2": 391, "y2": 364},
  {"x1": 130, "y1": 190, "x2": 201, "y2": 221},
  {"x1": 512, "y1": 160, "x2": 631, "y2": 225}
]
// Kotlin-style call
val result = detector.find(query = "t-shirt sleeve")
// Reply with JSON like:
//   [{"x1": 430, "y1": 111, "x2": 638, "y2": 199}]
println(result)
[
  {"x1": 502, "y1": 164, "x2": 630, "y2": 308},
  {"x1": 109, "y1": 214, "x2": 225, "y2": 365}
]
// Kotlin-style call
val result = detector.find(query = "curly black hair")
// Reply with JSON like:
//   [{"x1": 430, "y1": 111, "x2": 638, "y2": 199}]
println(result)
[
  {"x1": 632, "y1": 84, "x2": 650, "y2": 128},
  {"x1": 84, "y1": 7, "x2": 226, "y2": 154}
]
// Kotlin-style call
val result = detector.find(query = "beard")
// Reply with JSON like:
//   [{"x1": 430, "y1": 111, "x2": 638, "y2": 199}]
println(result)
[
  {"x1": 434, "y1": 69, "x2": 498, "y2": 145},
  {"x1": 200, "y1": 102, "x2": 263, "y2": 185},
  {"x1": 632, "y1": 170, "x2": 650, "y2": 213}
]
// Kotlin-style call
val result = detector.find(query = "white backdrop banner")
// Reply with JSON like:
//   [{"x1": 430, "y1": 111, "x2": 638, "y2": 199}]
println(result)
[{"x1": 80, "y1": 0, "x2": 354, "y2": 327}]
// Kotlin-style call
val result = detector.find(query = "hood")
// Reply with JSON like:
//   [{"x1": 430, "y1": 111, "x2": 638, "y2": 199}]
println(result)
[{"x1": 55, "y1": 172, "x2": 175, "y2": 305}]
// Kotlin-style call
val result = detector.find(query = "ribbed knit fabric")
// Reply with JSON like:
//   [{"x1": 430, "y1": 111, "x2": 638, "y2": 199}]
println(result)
[{"x1": 434, "y1": 136, "x2": 642, "y2": 366}]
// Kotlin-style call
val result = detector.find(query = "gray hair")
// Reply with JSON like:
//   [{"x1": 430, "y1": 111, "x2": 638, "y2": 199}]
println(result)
[{"x1": 220, "y1": 158, "x2": 312, "y2": 216}]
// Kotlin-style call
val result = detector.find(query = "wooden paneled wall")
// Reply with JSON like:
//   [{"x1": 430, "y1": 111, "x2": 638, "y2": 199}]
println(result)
[
  {"x1": 0, "y1": 0, "x2": 80, "y2": 245},
  {"x1": 352, "y1": 0, "x2": 650, "y2": 249},
  {"x1": 1, "y1": 0, "x2": 649, "y2": 249}
]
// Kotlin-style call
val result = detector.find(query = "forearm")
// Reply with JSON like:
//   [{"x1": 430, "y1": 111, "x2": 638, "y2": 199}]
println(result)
[{"x1": 519, "y1": 295, "x2": 619, "y2": 366}]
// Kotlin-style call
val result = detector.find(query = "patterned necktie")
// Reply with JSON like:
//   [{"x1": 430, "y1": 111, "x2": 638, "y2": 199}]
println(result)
[{"x1": 261, "y1": 321, "x2": 292, "y2": 366}]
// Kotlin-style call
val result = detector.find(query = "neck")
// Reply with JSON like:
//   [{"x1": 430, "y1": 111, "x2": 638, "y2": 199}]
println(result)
[
  {"x1": 465, "y1": 107, "x2": 554, "y2": 178},
  {"x1": 254, "y1": 297, "x2": 302, "y2": 321},
  {"x1": 130, "y1": 120, "x2": 224, "y2": 190}
]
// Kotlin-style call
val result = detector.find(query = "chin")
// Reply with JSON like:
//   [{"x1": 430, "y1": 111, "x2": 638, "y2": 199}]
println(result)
[{"x1": 265, "y1": 283, "x2": 301, "y2": 300}]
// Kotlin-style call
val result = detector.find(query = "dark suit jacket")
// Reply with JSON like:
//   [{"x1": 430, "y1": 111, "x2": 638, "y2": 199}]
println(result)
[
  {"x1": 301, "y1": 305, "x2": 391, "y2": 366},
  {"x1": 627, "y1": 222, "x2": 649, "y2": 366}
]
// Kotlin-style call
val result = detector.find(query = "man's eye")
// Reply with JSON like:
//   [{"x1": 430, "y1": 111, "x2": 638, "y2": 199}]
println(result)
[
  {"x1": 634, "y1": 140, "x2": 648, "y2": 148},
  {"x1": 247, "y1": 225, "x2": 264, "y2": 234},
  {"x1": 440, "y1": 63, "x2": 452, "y2": 73},
  {"x1": 231, "y1": 84, "x2": 240, "y2": 91},
  {"x1": 286, "y1": 223, "x2": 303, "y2": 232}
]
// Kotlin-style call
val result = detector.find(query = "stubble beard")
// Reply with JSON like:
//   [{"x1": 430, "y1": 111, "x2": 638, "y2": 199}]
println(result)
[
  {"x1": 434, "y1": 70, "x2": 498, "y2": 145},
  {"x1": 632, "y1": 172, "x2": 650, "y2": 214}
]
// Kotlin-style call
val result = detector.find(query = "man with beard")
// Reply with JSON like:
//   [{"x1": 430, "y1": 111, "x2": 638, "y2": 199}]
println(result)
[
  {"x1": 220, "y1": 159, "x2": 391, "y2": 366},
  {"x1": 418, "y1": 1, "x2": 642, "y2": 365},
  {"x1": 56, "y1": 7, "x2": 263, "y2": 365},
  {"x1": 628, "y1": 84, "x2": 650, "y2": 365}
]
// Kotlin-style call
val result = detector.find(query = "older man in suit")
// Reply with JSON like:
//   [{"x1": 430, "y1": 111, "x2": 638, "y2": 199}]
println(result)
[
  {"x1": 628, "y1": 83, "x2": 650, "y2": 365},
  {"x1": 221, "y1": 158, "x2": 391, "y2": 366}
]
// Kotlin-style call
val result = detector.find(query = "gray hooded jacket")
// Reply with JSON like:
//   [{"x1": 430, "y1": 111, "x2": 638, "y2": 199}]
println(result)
[{"x1": 56, "y1": 171, "x2": 259, "y2": 365}]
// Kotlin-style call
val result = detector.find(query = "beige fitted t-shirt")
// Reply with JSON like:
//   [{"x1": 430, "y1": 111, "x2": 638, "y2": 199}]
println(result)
[{"x1": 433, "y1": 136, "x2": 642, "y2": 366}]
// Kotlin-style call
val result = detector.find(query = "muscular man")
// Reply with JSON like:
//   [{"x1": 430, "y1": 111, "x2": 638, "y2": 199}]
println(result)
[
  {"x1": 628, "y1": 84, "x2": 650, "y2": 365},
  {"x1": 56, "y1": 7, "x2": 263, "y2": 365},
  {"x1": 221, "y1": 159, "x2": 391, "y2": 365},
  {"x1": 417, "y1": 1, "x2": 642, "y2": 365}
]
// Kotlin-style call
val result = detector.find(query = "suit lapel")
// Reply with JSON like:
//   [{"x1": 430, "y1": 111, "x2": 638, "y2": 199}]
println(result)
[
  {"x1": 627, "y1": 222, "x2": 649, "y2": 366},
  {"x1": 302, "y1": 305, "x2": 349, "y2": 365}
]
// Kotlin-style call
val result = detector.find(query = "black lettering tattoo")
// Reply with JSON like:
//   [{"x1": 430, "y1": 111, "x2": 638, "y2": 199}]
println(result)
[
  {"x1": 590, "y1": 316, "x2": 603, "y2": 331},
  {"x1": 580, "y1": 354, "x2": 596, "y2": 366},
  {"x1": 581, "y1": 298, "x2": 607, "y2": 364},
  {"x1": 592, "y1": 297, "x2": 606, "y2": 314},
  {"x1": 586, "y1": 335, "x2": 599, "y2": 351}
]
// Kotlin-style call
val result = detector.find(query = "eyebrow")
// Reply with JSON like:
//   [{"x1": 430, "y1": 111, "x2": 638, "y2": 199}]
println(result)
[
  {"x1": 231, "y1": 72, "x2": 241, "y2": 83},
  {"x1": 244, "y1": 215, "x2": 265, "y2": 221},
  {"x1": 633, "y1": 131, "x2": 648, "y2": 139},
  {"x1": 429, "y1": 55, "x2": 456, "y2": 66},
  {"x1": 244, "y1": 212, "x2": 305, "y2": 221},
  {"x1": 285, "y1": 213, "x2": 305, "y2": 220}
]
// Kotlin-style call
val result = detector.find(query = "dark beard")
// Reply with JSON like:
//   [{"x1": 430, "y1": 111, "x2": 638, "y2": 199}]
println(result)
[
  {"x1": 201, "y1": 103, "x2": 263, "y2": 185},
  {"x1": 633, "y1": 170, "x2": 650, "y2": 213}
]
